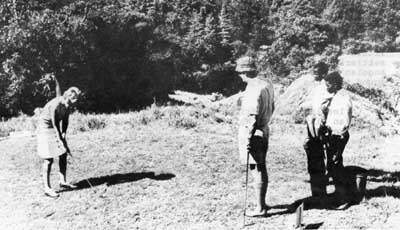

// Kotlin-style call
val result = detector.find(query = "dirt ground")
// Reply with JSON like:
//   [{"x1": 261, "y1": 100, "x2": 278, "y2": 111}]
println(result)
[{"x1": 1, "y1": 117, "x2": 400, "y2": 230}]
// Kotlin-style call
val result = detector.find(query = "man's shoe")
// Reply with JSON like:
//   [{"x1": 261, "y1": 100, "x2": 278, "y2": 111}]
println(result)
[
  {"x1": 245, "y1": 206, "x2": 270, "y2": 217},
  {"x1": 335, "y1": 202, "x2": 352, "y2": 210}
]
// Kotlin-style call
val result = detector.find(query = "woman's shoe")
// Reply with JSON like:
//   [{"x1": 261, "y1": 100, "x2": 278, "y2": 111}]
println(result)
[
  {"x1": 44, "y1": 188, "x2": 59, "y2": 198},
  {"x1": 59, "y1": 182, "x2": 77, "y2": 189}
]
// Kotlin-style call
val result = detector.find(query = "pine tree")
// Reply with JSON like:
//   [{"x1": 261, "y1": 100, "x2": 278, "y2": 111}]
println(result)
[{"x1": 218, "y1": 0, "x2": 231, "y2": 45}]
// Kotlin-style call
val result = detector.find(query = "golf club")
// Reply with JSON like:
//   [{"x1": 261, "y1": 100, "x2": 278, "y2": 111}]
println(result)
[
  {"x1": 68, "y1": 152, "x2": 95, "y2": 190},
  {"x1": 243, "y1": 150, "x2": 250, "y2": 227}
]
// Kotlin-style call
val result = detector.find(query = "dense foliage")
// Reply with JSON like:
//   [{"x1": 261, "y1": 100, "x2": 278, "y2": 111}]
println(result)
[{"x1": 1, "y1": 0, "x2": 400, "y2": 117}]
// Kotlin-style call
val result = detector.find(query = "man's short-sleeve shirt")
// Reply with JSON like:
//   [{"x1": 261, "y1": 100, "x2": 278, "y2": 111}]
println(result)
[
  {"x1": 310, "y1": 83, "x2": 352, "y2": 135},
  {"x1": 239, "y1": 77, "x2": 274, "y2": 135}
]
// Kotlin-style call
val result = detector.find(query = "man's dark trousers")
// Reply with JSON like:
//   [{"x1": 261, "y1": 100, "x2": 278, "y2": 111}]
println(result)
[{"x1": 304, "y1": 128, "x2": 349, "y2": 197}]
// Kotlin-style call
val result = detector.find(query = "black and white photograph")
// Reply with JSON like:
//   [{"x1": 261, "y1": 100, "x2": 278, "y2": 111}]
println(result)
[{"x1": 1, "y1": 0, "x2": 400, "y2": 229}]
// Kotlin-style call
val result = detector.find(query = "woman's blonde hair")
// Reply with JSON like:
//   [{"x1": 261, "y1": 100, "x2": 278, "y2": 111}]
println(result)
[{"x1": 63, "y1": 87, "x2": 81, "y2": 101}]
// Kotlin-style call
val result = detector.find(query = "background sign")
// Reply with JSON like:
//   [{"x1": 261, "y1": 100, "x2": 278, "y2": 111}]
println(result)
[{"x1": 339, "y1": 53, "x2": 400, "y2": 88}]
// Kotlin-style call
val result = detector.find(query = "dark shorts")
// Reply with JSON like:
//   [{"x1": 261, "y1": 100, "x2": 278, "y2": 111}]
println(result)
[{"x1": 248, "y1": 136, "x2": 268, "y2": 165}]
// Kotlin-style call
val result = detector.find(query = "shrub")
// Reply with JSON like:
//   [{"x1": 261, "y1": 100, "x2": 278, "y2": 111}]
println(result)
[
  {"x1": 293, "y1": 107, "x2": 312, "y2": 124},
  {"x1": 0, "y1": 113, "x2": 37, "y2": 134},
  {"x1": 130, "y1": 103, "x2": 166, "y2": 126},
  {"x1": 168, "y1": 115, "x2": 197, "y2": 129},
  {"x1": 136, "y1": 111, "x2": 153, "y2": 126},
  {"x1": 0, "y1": 130, "x2": 9, "y2": 138},
  {"x1": 87, "y1": 117, "x2": 107, "y2": 130},
  {"x1": 165, "y1": 106, "x2": 197, "y2": 129},
  {"x1": 71, "y1": 114, "x2": 107, "y2": 132},
  {"x1": 344, "y1": 82, "x2": 397, "y2": 115}
]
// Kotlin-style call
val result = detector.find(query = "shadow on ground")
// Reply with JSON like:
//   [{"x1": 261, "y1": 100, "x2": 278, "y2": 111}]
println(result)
[
  {"x1": 273, "y1": 166, "x2": 400, "y2": 214},
  {"x1": 364, "y1": 168, "x2": 400, "y2": 199},
  {"x1": 304, "y1": 222, "x2": 324, "y2": 229},
  {"x1": 366, "y1": 169, "x2": 400, "y2": 183},
  {"x1": 366, "y1": 186, "x2": 400, "y2": 199},
  {"x1": 60, "y1": 172, "x2": 175, "y2": 192}
]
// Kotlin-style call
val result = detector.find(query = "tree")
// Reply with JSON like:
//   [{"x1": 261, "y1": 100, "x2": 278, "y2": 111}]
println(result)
[{"x1": 259, "y1": 0, "x2": 339, "y2": 81}]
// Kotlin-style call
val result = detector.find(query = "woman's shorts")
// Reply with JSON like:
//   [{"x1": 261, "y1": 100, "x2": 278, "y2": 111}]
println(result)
[{"x1": 37, "y1": 129, "x2": 66, "y2": 159}]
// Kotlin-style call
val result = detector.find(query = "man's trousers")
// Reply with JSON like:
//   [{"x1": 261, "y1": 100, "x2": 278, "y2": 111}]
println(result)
[{"x1": 303, "y1": 131, "x2": 349, "y2": 197}]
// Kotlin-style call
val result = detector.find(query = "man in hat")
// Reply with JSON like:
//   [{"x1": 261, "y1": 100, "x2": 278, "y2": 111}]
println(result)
[
  {"x1": 304, "y1": 71, "x2": 352, "y2": 206},
  {"x1": 236, "y1": 56, "x2": 275, "y2": 217}
]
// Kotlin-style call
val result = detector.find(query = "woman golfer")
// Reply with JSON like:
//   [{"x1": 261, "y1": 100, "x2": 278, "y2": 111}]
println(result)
[{"x1": 37, "y1": 87, "x2": 81, "y2": 197}]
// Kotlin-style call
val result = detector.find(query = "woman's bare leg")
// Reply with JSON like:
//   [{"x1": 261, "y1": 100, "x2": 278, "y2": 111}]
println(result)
[
  {"x1": 59, "y1": 153, "x2": 67, "y2": 184},
  {"x1": 42, "y1": 158, "x2": 53, "y2": 189},
  {"x1": 59, "y1": 153, "x2": 77, "y2": 189},
  {"x1": 42, "y1": 158, "x2": 59, "y2": 197}
]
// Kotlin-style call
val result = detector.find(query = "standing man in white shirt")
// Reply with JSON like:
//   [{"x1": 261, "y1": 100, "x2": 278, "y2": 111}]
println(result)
[
  {"x1": 236, "y1": 56, "x2": 275, "y2": 217},
  {"x1": 304, "y1": 71, "x2": 352, "y2": 206}
]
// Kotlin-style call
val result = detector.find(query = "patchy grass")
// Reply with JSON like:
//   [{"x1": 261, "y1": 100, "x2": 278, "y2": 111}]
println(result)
[
  {"x1": 0, "y1": 105, "x2": 400, "y2": 229},
  {"x1": 0, "y1": 114, "x2": 38, "y2": 137}
]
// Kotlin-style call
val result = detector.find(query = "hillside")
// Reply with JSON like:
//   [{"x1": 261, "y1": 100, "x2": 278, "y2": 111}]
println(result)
[
  {"x1": 2, "y1": 0, "x2": 400, "y2": 117},
  {"x1": 275, "y1": 74, "x2": 399, "y2": 135}
]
